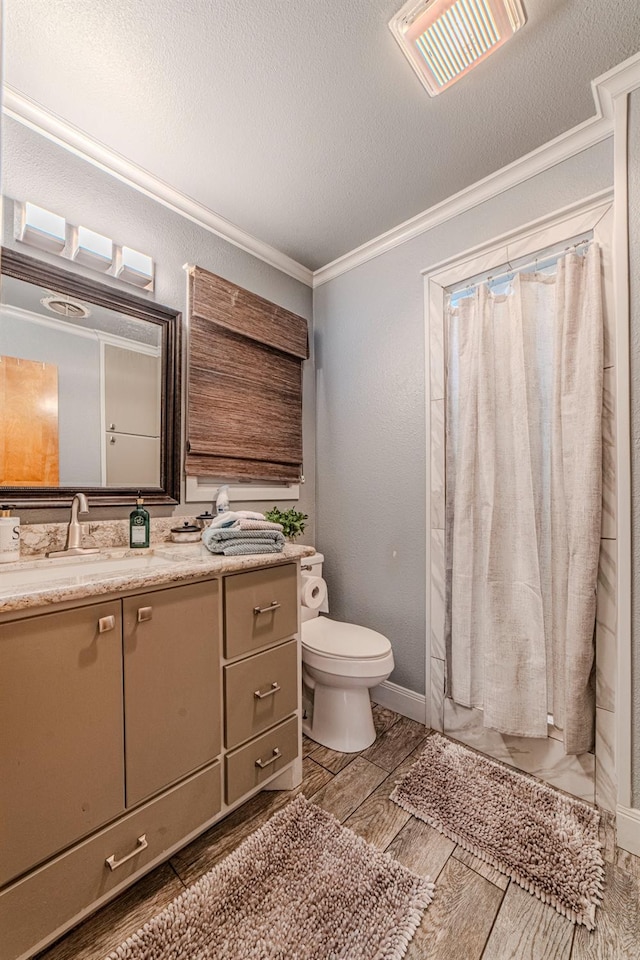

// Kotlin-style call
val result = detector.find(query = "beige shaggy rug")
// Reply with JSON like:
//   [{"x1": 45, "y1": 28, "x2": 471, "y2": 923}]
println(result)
[
  {"x1": 391, "y1": 733, "x2": 604, "y2": 929},
  {"x1": 107, "y1": 794, "x2": 434, "y2": 960}
]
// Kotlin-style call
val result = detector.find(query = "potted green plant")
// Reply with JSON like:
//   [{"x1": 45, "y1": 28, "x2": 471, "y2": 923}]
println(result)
[{"x1": 264, "y1": 506, "x2": 308, "y2": 541}]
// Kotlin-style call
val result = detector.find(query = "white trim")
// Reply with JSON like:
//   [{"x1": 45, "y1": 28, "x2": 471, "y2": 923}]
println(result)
[
  {"x1": 613, "y1": 93, "x2": 633, "y2": 810},
  {"x1": 2, "y1": 86, "x2": 313, "y2": 289},
  {"x1": 184, "y1": 475, "x2": 300, "y2": 504},
  {"x1": 370, "y1": 680, "x2": 427, "y2": 725},
  {"x1": 616, "y1": 805, "x2": 640, "y2": 856},
  {"x1": 99, "y1": 340, "x2": 107, "y2": 486},
  {"x1": 313, "y1": 52, "x2": 640, "y2": 287}
]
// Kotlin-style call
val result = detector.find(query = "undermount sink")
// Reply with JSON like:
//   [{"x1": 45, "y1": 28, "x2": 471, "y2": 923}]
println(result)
[{"x1": 0, "y1": 552, "x2": 174, "y2": 589}]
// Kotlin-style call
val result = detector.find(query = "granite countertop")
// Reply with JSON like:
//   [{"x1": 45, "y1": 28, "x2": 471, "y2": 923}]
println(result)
[{"x1": 0, "y1": 543, "x2": 316, "y2": 614}]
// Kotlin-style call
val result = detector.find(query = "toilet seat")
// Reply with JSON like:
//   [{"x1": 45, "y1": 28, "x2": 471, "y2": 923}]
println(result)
[{"x1": 301, "y1": 616, "x2": 391, "y2": 660}]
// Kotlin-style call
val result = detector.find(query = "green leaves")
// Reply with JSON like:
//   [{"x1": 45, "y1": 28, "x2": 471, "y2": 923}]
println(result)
[{"x1": 264, "y1": 506, "x2": 308, "y2": 540}]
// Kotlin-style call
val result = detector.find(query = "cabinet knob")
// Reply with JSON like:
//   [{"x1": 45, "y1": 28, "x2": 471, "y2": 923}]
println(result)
[
  {"x1": 137, "y1": 606, "x2": 153, "y2": 623},
  {"x1": 255, "y1": 747, "x2": 281, "y2": 769},
  {"x1": 109, "y1": 423, "x2": 116, "y2": 430},
  {"x1": 254, "y1": 682, "x2": 281, "y2": 700},
  {"x1": 109, "y1": 436, "x2": 116, "y2": 444},
  {"x1": 98, "y1": 615, "x2": 116, "y2": 633}
]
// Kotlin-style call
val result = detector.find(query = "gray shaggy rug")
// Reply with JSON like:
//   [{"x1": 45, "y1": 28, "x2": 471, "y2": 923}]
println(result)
[
  {"x1": 107, "y1": 794, "x2": 434, "y2": 960},
  {"x1": 391, "y1": 733, "x2": 604, "y2": 929}
]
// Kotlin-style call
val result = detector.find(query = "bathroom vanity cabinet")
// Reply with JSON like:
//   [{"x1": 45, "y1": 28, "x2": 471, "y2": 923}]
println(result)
[{"x1": 0, "y1": 559, "x2": 301, "y2": 960}]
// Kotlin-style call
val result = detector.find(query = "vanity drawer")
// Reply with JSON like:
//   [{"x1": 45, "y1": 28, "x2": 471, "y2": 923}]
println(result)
[
  {"x1": 225, "y1": 716, "x2": 298, "y2": 805},
  {"x1": 224, "y1": 563, "x2": 298, "y2": 659},
  {"x1": 224, "y1": 639, "x2": 298, "y2": 749},
  {"x1": 0, "y1": 762, "x2": 221, "y2": 960}
]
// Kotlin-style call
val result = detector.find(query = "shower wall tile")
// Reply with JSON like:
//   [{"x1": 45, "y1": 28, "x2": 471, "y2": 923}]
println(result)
[
  {"x1": 443, "y1": 699, "x2": 595, "y2": 803},
  {"x1": 596, "y1": 538, "x2": 616, "y2": 712},
  {"x1": 601, "y1": 367, "x2": 616, "y2": 539},
  {"x1": 596, "y1": 582, "x2": 616, "y2": 715},
  {"x1": 429, "y1": 284, "x2": 445, "y2": 401},
  {"x1": 430, "y1": 529, "x2": 445, "y2": 660},
  {"x1": 430, "y1": 399, "x2": 445, "y2": 528},
  {"x1": 595, "y1": 707, "x2": 617, "y2": 812},
  {"x1": 431, "y1": 658, "x2": 445, "y2": 733}
]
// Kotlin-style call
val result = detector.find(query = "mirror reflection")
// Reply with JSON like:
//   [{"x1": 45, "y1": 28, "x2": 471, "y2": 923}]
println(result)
[{"x1": 0, "y1": 274, "x2": 162, "y2": 489}]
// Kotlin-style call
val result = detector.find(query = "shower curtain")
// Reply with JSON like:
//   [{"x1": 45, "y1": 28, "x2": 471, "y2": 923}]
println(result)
[{"x1": 445, "y1": 244, "x2": 603, "y2": 755}]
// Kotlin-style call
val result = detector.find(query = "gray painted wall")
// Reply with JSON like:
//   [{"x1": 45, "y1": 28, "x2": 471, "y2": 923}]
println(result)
[
  {"x1": 313, "y1": 140, "x2": 614, "y2": 695},
  {"x1": 0, "y1": 313, "x2": 102, "y2": 485},
  {"x1": 629, "y1": 91, "x2": 640, "y2": 806},
  {"x1": 1, "y1": 116, "x2": 315, "y2": 535}
]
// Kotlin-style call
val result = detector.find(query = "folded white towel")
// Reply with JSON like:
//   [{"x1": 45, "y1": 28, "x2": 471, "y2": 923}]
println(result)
[
  {"x1": 209, "y1": 511, "x2": 240, "y2": 529},
  {"x1": 236, "y1": 510, "x2": 266, "y2": 520}
]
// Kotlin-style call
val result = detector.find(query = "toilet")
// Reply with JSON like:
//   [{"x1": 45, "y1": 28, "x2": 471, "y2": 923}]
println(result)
[{"x1": 301, "y1": 553, "x2": 394, "y2": 753}]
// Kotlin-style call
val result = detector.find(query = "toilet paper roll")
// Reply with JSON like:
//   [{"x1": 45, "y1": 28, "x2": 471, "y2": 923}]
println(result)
[{"x1": 301, "y1": 575, "x2": 327, "y2": 610}]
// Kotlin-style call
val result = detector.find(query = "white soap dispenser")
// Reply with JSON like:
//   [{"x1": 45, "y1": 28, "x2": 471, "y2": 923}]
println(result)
[{"x1": 0, "y1": 505, "x2": 20, "y2": 563}]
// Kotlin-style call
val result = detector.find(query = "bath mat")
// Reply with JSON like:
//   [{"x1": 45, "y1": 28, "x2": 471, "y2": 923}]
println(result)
[
  {"x1": 390, "y1": 733, "x2": 604, "y2": 929},
  {"x1": 107, "y1": 794, "x2": 434, "y2": 960}
]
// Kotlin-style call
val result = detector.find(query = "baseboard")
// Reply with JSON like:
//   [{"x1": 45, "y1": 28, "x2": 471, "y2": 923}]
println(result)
[
  {"x1": 371, "y1": 680, "x2": 427, "y2": 725},
  {"x1": 616, "y1": 805, "x2": 640, "y2": 856}
]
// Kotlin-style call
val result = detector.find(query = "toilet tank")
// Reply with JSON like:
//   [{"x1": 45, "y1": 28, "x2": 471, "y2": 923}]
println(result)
[{"x1": 300, "y1": 553, "x2": 326, "y2": 622}]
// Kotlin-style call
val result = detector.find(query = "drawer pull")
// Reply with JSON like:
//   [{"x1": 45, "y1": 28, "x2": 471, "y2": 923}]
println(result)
[
  {"x1": 253, "y1": 600, "x2": 281, "y2": 615},
  {"x1": 105, "y1": 834, "x2": 148, "y2": 871},
  {"x1": 137, "y1": 606, "x2": 153, "y2": 623},
  {"x1": 98, "y1": 615, "x2": 116, "y2": 633},
  {"x1": 255, "y1": 747, "x2": 281, "y2": 769},
  {"x1": 254, "y1": 681, "x2": 281, "y2": 700}
]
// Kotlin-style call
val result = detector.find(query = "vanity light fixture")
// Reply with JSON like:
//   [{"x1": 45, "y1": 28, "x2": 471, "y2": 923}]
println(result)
[
  {"x1": 73, "y1": 226, "x2": 113, "y2": 272},
  {"x1": 15, "y1": 201, "x2": 67, "y2": 254},
  {"x1": 389, "y1": 0, "x2": 526, "y2": 96},
  {"x1": 14, "y1": 200, "x2": 154, "y2": 291},
  {"x1": 115, "y1": 246, "x2": 154, "y2": 290}
]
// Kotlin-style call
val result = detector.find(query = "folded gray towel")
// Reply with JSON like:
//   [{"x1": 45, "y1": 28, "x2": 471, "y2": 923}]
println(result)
[
  {"x1": 202, "y1": 525, "x2": 285, "y2": 555},
  {"x1": 212, "y1": 542, "x2": 283, "y2": 557}
]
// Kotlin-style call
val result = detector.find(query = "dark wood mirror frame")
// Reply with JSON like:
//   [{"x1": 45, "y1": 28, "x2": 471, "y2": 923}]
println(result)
[{"x1": 1, "y1": 247, "x2": 181, "y2": 507}]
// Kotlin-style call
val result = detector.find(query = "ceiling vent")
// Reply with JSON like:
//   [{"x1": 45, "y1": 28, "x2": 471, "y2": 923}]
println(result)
[
  {"x1": 389, "y1": 0, "x2": 526, "y2": 96},
  {"x1": 41, "y1": 294, "x2": 91, "y2": 320}
]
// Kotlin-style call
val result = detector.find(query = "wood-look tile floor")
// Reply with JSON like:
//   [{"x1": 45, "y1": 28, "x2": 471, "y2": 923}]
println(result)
[{"x1": 37, "y1": 706, "x2": 640, "y2": 960}]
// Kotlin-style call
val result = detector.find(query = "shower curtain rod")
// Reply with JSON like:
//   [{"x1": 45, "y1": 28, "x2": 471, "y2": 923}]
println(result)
[{"x1": 451, "y1": 237, "x2": 593, "y2": 297}]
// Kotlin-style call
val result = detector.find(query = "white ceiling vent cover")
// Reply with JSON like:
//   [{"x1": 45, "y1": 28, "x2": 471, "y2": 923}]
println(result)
[{"x1": 389, "y1": 0, "x2": 526, "y2": 96}]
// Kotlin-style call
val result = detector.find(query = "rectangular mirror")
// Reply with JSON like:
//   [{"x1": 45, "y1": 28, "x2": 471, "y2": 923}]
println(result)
[{"x1": 0, "y1": 248, "x2": 181, "y2": 506}]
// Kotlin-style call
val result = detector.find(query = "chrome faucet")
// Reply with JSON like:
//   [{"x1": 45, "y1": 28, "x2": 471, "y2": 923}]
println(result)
[{"x1": 47, "y1": 493, "x2": 99, "y2": 558}]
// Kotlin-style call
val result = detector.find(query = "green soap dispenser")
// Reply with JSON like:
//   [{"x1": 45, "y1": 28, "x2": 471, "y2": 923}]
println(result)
[{"x1": 129, "y1": 492, "x2": 150, "y2": 549}]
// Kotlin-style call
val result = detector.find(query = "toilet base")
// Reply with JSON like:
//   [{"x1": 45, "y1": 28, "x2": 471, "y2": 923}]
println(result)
[{"x1": 303, "y1": 683, "x2": 376, "y2": 753}]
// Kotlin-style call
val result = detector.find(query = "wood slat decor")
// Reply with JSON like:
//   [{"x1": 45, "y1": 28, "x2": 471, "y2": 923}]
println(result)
[{"x1": 186, "y1": 267, "x2": 308, "y2": 483}]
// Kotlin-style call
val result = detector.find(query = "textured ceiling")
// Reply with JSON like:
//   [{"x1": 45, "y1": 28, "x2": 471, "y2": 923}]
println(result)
[{"x1": 4, "y1": 0, "x2": 640, "y2": 270}]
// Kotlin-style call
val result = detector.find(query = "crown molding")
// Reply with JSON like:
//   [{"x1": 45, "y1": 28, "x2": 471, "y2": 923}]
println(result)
[
  {"x1": 5, "y1": 51, "x2": 640, "y2": 292},
  {"x1": 2, "y1": 85, "x2": 314, "y2": 289},
  {"x1": 312, "y1": 50, "x2": 640, "y2": 287}
]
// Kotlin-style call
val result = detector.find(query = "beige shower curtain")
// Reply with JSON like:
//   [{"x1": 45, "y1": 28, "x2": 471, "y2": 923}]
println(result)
[{"x1": 445, "y1": 245, "x2": 603, "y2": 755}]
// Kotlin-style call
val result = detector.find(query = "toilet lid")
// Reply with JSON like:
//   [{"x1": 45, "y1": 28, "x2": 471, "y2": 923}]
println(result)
[{"x1": 301, "y1": 617, "x2": 391, "y2": 660}]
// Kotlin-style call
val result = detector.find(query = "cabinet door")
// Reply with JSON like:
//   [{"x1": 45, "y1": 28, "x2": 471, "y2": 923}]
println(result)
[
  {"x1": 0, "y1": 601, "x2": 124, "y2": 887},
  {"x1": 123, "y1": 580, "x2": 221, "y2": 807}
]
